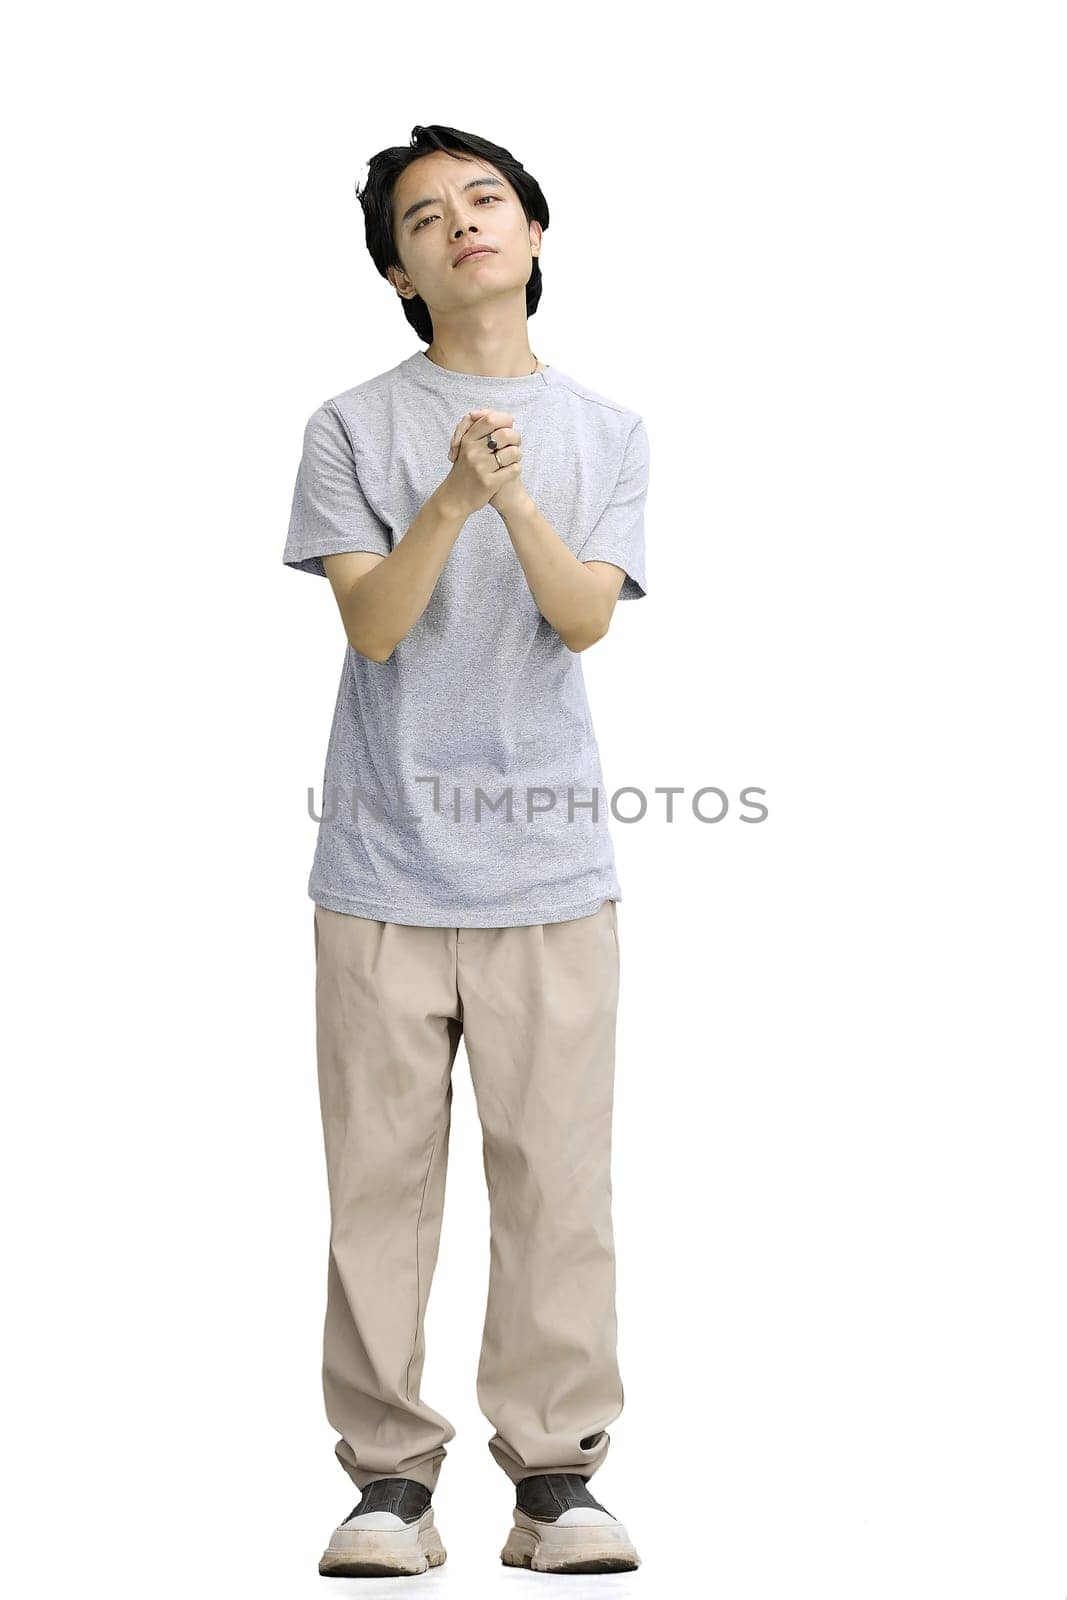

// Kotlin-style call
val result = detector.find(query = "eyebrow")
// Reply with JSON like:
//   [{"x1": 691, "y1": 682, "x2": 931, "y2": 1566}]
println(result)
[{"x1": 399, "y1": 175, "x2": 506, "y2": 228}]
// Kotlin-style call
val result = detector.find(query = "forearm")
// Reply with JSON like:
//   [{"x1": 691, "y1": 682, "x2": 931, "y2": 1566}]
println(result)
[
  {"x1": 498, "y1": 493, "x2": 609, "y2": 650},
  {"x1": 344, "y1": 484, "x2": 469, "y2": 660}
]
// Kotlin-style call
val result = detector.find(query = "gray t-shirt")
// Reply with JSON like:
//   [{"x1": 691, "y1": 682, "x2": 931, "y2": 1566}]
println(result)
[{"x1": 283, "y1": 348, "x2": 649, "y2": 928}]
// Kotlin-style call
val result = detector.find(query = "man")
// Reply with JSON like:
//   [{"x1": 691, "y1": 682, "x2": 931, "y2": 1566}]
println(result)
[{"x1": 283, "y1": 124, "x2": 650, "y2": 1577}]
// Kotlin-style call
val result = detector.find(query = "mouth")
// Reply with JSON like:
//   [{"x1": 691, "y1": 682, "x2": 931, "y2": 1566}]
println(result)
[{"x1": 453, "y1": 248, "x2": 497, "y2": 266}]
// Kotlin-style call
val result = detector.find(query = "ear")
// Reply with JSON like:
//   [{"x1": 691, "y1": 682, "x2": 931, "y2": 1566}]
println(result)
[
  {"x1": 529, "y1": 220, "x2": 543, "y2": 258},
  {"x1": 387, "y1": 263, "x2": 416, "y2": 300}
]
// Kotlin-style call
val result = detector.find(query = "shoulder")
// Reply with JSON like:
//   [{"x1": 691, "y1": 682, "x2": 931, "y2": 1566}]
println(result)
[
  {"x1": 299, "y1": 362, "x2": 405, "y2": 458},
  {"x1": 545, "y1": 369, "x2": 646, "y2": 476},
  {"x1": 546, "y1": 367, "x2": 641, "y2": 424},
  {"x1": 545, "y1": 367, "x2": 644, "y2": 448},
  {"x1": 325, "y1": 361, "x2": 403, "y2": 418}
]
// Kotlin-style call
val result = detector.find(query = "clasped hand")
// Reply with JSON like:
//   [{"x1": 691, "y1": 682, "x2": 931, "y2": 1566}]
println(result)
[{"x1": 445, "y1": 409, "x2": 528, "y2": 518}]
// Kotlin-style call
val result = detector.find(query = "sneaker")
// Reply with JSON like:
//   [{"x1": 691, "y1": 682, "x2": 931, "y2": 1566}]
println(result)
[
  {"x1": 500, "y1": 1472, "x2": 641, "y2": 1573},
  {"x1": 318, "y1": 1476, "x2": 446, "y2": 1577}
]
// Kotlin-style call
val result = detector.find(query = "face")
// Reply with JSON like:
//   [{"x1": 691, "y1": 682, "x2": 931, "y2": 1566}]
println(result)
[{"x1": 387, "y1": 150, "x2": 541, "y2": 312}]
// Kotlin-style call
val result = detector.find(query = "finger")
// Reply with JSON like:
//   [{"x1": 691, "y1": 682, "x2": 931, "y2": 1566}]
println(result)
[
  {"x1": 475, "y1": 426, "x2": 522, "y2": 451},
  {"x1": 449, "y1": 411, "x2": 485, "y2": 460},
  {"x1": 466, "y1": 411, "x2": 515, "y2": 442}
]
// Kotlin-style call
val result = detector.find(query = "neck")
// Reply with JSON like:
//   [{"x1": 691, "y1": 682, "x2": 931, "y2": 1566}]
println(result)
[{"x1": 424, "y1": 323, "x2": 542, "y2": 378}]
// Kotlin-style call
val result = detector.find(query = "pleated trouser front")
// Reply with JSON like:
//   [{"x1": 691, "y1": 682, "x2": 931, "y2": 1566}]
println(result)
[{"x1": 312, "y1": 895, "x2": 624, "y2": 1492}]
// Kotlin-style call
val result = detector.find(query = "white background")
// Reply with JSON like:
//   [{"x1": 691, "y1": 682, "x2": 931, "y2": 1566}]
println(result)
[{"x1": 4, "y1": 3, "x2": 1064, "y2": 1597}]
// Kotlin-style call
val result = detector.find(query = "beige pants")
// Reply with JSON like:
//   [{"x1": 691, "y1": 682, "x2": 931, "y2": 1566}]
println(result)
[{"x1": 312, "y1": 895, "x2": 625, "y2": 1493}]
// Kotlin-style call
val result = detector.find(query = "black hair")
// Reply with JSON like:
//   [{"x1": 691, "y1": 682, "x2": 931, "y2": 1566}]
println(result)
[{"x1": 355, "y1": 124, "x2": 550, "y2": 345}]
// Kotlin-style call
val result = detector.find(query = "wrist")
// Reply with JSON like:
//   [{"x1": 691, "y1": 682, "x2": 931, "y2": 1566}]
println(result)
[
  {"x1": 434, "y1": 482, "x2": 473, "y2": 524},
  {"x1": 497, "y1": 487, "x2": 534, "y2": 519}
]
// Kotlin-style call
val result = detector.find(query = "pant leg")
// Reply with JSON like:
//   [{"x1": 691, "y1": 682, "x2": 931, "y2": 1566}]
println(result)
[
  {"x1": 313, "y1": 903, "x2": 461, "y2": 1494},
  {"x1": 458, "y1": 896, "x2": 624, "y2": 1484}
]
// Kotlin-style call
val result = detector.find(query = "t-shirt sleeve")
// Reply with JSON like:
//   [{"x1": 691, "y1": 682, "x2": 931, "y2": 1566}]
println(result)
[
  {"x1": 576, "y1": 416, "x2": 649, "y2": 600},
  {"x1": 282, "y1": 401, "x2": 393, "y2": 577}
]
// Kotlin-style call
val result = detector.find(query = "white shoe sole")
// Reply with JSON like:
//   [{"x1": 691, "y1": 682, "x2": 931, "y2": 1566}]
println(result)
[
  {"x1": 501, "y1": 1514, "x2": 641, "y2": 1574},
  {"x1": 318, "y1": 1507, "x2": 446, "y2": 1577}
]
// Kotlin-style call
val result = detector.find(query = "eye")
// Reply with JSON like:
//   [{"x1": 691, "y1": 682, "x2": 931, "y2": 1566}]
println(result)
[{"x1": 413, "y1": 195, "x2": 501, "y2": 231}]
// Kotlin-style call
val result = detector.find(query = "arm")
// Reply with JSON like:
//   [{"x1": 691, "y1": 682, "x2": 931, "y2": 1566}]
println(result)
[
  {"x1": 323, "y1": 484, "x2": 469, "y2": 662},
  {"x1": 490, "y1": 414, "x2": 650, "y2": 648},
  {"x1": 319, "y1": 405, "x2": 526, "y2": 663},
  {"x1": 494, "y1": 491, "x2": 627, "y2": 652}
]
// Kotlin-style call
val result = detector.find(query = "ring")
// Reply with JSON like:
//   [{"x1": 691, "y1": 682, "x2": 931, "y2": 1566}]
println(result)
[{"x1": 486, "y1": 434, "x2": 498, "y2": 452}]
